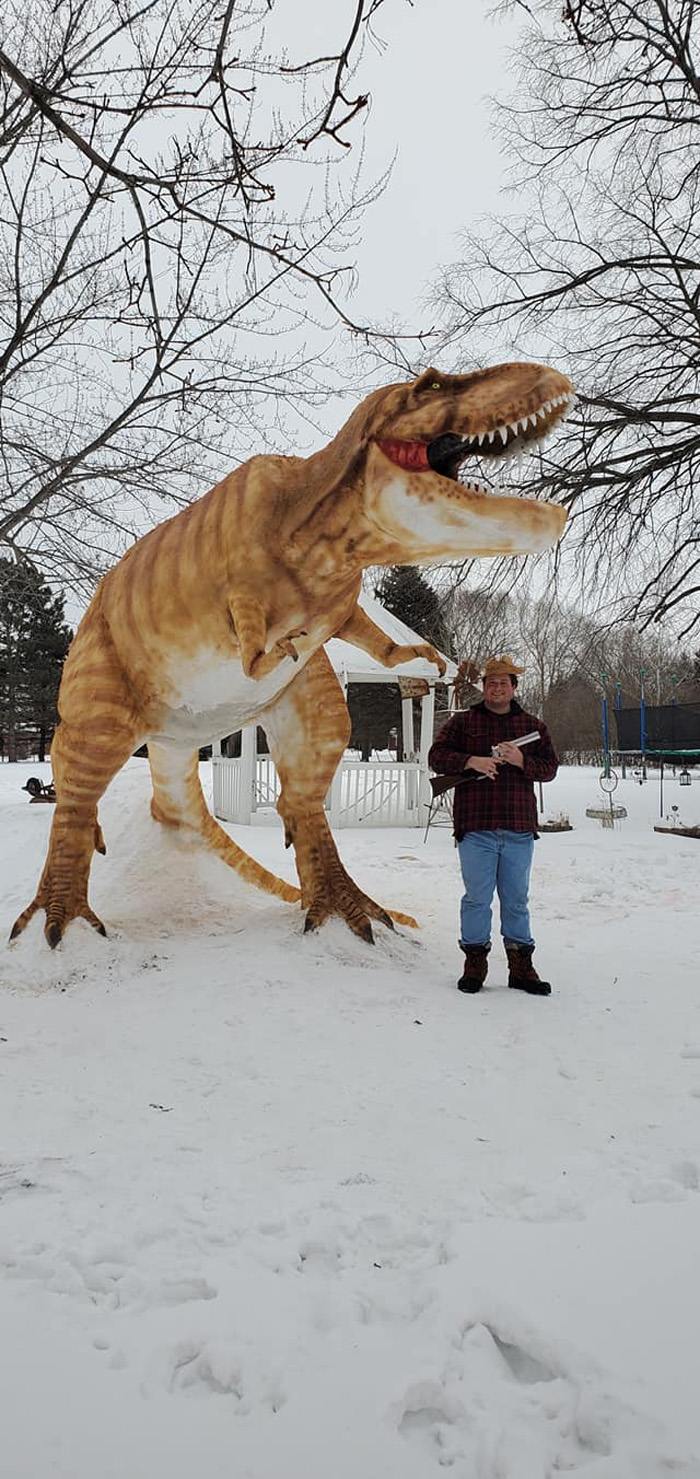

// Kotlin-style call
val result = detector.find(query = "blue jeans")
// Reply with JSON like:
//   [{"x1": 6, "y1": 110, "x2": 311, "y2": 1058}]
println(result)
[{"x1": 457, "y1": 829, "x2": 535, "y2": 948}]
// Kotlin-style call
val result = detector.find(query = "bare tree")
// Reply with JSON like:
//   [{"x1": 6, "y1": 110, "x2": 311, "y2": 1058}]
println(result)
[
  {"x1": 434, "y1": 0, "x2": 700, "y2": 636},
  {"x1": 515, "y1": 592, "x2": 588, "y2": 715},
  {"x1": 0, "y1": 0, "x2": 401, "y2": 595},
  {"x1": 446, "y1": 585, "x2": 520, "y2": 670}
]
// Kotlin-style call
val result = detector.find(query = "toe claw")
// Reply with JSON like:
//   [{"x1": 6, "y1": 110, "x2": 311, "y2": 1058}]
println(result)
[
  {"x1": 46, "y1": 922, "x2": 63, "y2": 949},
  {"x1": 388, "y1": 909, "x2": 419, "y2": 929},
  {"x1": 82, "y1": 908, "x2": 107, "y2": 936}
]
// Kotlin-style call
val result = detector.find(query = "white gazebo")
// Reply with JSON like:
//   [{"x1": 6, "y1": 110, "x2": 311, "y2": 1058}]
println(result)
[{"x1": 212, "y1": 593, "x2": 457, "y2": 828}]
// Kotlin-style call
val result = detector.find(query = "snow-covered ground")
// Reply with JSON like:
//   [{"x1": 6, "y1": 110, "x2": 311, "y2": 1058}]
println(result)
[{"x1": 1, "y1": 757, "x2": 700, "y2": 1478}]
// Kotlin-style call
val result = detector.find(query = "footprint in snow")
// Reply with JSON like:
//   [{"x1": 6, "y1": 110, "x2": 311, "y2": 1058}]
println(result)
[{"x1": 396, "y1": 1316, "x2": 697, "y2": 1476}]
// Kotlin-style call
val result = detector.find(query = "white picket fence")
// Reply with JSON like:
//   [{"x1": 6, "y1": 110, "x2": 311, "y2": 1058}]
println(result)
[
  {"x1": 335, "y1": 760, "x2": 421, "y2": 826},
  {"x1": 212, "y1": 754, "x2": 426, "y2": 827}
]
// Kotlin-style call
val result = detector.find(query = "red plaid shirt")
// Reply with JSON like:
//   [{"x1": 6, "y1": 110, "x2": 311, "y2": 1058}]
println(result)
[{"x1": 428, "y1": 700, "x2": 558, "y2": 840}]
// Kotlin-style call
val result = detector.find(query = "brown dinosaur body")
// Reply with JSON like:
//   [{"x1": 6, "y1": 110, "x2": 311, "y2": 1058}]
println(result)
[{"x1": 11, "y1": 363, "x2": 572, "y2": 948}]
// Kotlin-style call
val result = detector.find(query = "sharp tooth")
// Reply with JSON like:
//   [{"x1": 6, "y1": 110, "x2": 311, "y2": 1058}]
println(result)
[
  {"x1": 536, "y1": 405, "x2": 548, "y2": 420},
  {"x1": 528, "y1": 412, "x2": 538, "y2": 428},
  {"x1": 488, "y1": 429, "x2": 496, "y2": 444},
  {"x1": 498, "y1": 426, "x2": 508, "y2": 445},
  {"x1": 508, "y1": 421, "x2": 520, "y2": 436},
  {"x1": 477, "y1": 431, "x2": 487, "y2": 446}
]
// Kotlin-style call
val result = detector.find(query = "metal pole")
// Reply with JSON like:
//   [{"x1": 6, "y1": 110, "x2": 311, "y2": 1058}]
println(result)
[
  {"x1": 615, "y1": 684, "x2": 625, "y2": 777},
  {"x1": 671, "y1": 673, "x2": 677, "y2": 764},
  {"x1": 601, "y1": 673, "x2": 610, "y2": 775},
  {"x1": 640, "y1": 668, "x2": 647, "y2": 778}
]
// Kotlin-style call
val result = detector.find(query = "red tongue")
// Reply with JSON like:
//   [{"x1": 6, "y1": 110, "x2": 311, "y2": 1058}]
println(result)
[{"x1": 376, "y1": 438, "x2": 430, "y2": 471}]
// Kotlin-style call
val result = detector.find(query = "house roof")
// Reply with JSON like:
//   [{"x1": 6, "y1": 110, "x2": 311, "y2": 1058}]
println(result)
[{"x1": 324, "y1": 592, "x2": 457, "y2": 686}]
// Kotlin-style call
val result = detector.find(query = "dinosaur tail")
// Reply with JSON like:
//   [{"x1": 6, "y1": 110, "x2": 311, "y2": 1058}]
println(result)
[{"x1": 148, "y1": 743, "x2": 301, "y2": 905}]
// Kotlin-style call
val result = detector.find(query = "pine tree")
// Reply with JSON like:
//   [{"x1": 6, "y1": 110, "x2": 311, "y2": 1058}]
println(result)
[
  {"x1": 373, "y1": 567, "x2": 453, "y2": 655},
  {"x1": 366, "y1": 567, "x2": 454, "y2": 759},
  {"x1": 0, "y1": 559, "x2": 72, "y2": 761}
]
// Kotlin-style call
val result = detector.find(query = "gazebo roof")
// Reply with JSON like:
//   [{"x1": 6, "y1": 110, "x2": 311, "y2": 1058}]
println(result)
[{"x1": 325, "y1": 593, "x2": 457, "y2": 686}]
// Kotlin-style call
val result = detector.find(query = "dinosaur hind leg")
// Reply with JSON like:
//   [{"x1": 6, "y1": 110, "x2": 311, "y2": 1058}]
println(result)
[
  {"x1": 10, "y1": 604, "x2": 143, "y2": 948},
  {"x1": 147, "y1": 740, "x2": 300, "y2": 905},
  {"x1": 10, "y1": 719, "x2": 138, "y2": 948},
  {"x1": 262, "y1": 649, "x2": 418, "y2": 942}
]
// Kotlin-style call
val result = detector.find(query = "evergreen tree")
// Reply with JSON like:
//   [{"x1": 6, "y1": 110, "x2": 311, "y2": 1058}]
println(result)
[
  {"x1": 373, "y1": 567, "x2": 454, "y2": 655},
  {"x1": 364, "y1": 568, "x2": 454, "y2": 759},
  {"x1": 0, "y1": 559, "x2": 72, "y2": 761}
]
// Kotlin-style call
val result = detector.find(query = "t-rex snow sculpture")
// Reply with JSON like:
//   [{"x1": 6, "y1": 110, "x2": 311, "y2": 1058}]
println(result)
[{"x1": 11, "y1": 363, "x2": 572, "y2": 948}]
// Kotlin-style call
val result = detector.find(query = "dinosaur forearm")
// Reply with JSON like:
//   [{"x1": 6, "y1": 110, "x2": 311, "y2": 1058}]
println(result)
[
  {"x1": 336, "y1": 605, "x2": 446, "y2": 675},
  {"x1": 228, "y1": 591, "x2": 304, "y2": 680},
  {"x1": 228, "y1": 591, "x2": 271, "y2": 677}
]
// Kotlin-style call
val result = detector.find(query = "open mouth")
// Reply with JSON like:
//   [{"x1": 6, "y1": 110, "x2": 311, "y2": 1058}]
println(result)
[{"x1": 376, "y1": 390, "x2": 573, "y2": 496}]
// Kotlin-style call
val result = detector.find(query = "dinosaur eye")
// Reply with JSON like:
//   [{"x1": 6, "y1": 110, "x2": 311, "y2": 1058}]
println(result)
[{"x1": 430, "y1": 381, "x2": 442, "y2": 391}]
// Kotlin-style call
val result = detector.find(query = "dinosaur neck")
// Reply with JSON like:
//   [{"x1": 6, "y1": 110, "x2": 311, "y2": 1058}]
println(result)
[{"x1": 283, "y1": 462, "x2": 408, "y2": 579}]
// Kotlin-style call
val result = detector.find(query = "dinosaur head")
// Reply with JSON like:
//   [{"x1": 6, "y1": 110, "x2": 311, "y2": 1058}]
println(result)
[{"x1": 357, "y1": 363, "x2": 572, "y2": 562}]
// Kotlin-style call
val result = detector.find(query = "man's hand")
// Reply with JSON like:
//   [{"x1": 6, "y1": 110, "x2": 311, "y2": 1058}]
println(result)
[
  {"x1": 493, "y1": 741, "x2": 525, "y2": 769},
  {"x1": 466, "y1": 754, "x2": 501, "y2": 781}
]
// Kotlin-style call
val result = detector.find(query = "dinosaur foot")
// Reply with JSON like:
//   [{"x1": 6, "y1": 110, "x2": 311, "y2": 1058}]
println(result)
[
  {"x1": 288, "y1": 814, "x2": 417, "y2": 942},
  {"x1": 303, "y1": 880, "x2": 393, "y2": 944},
  {"x1": 305, "y1": 897, "x2": 418, "y2": 940},
  {"x1": 10, "y1": 894, "x2": 107, "y2": 949}
]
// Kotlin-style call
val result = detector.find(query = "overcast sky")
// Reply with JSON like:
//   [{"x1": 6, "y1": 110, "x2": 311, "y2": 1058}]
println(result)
[
  {"x1": 348, "y1": 0, "x2": 522, "y2": 325},
  {"x1": 268, "y1": 0, "x2": 523, "y2": 346}
]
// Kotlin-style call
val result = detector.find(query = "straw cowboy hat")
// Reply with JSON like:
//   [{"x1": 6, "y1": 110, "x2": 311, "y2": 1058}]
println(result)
[{"x1": 481, "y1": 654, "x2": 526, "y2": 680}]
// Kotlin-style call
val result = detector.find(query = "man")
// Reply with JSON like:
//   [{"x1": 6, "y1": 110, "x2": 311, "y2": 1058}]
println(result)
[{"x1": 428, "y1": 656, "x2": 558, "y2": 996}]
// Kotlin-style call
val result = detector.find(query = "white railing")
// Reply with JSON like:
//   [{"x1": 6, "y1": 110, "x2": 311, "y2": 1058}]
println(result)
[
  {"x1": 336, "y1": 760, "x2": 419, "y2": 826},
  {"x1": 212, "y1": 754, "x2": 424, "y2": 827},
  {"x1": 212, "y1": 751, "x2": 246, "y2": 820},
  {"x1": 254, "y1": 755, "x2": 280, "y2": 810}
]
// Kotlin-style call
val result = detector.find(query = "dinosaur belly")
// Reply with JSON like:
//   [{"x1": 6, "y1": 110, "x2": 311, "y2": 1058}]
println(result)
[{"x1": 152, "y1": 645, "x2": 313, "y2": 744}]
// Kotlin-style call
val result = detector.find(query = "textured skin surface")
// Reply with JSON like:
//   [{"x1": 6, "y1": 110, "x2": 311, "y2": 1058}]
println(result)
[{"x1": 11, "y1": 363, "x2": 572, "y2": 947}]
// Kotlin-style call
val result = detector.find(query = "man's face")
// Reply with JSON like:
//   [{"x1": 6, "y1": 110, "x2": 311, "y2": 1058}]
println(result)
[{"x1": 483, "y1": 673, "x2": 515, "y2": 713}]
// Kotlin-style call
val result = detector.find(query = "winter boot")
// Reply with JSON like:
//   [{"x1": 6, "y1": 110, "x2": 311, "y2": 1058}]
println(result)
[
  {"x1": 505, "y1": 945, "x2": 551, "y2": 997},
  {"x1": 458, "y1": 945, "x2": 490, "y2": 994}
]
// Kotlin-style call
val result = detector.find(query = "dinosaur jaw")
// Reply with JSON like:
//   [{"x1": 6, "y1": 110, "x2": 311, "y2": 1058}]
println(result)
[
  {"x1": 375, "y1": 384, "x2": 573, "y2": 493},
  {"x1": 363, "y1": 441, "x2": 567, "y2": 562},
  {"x1": 365, "y1": 372, "x2": 573, "y2": 560}
]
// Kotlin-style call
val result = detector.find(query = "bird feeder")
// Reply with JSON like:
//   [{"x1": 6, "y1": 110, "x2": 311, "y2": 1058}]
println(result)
[{"x1": 679, "y1": 768, "x2": 692, "y2": 787}]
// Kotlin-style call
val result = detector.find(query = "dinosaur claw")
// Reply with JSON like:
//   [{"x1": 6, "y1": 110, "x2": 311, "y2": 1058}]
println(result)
[
  {"x1": 79, "y1": 905, "x2": 107, "y2": 936},
  {"x1": 9, "y1": 919, "x2": 22, "y2": 942},
  {"x1": 46, "y1": 922, "x2": 63, "y2": 949},
  {"x1": 288, "y1": 813, "x2": 410, "y2": 947},
  {"x1": 387, "y1": 908, "x2": 419, "y2": 929}
]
